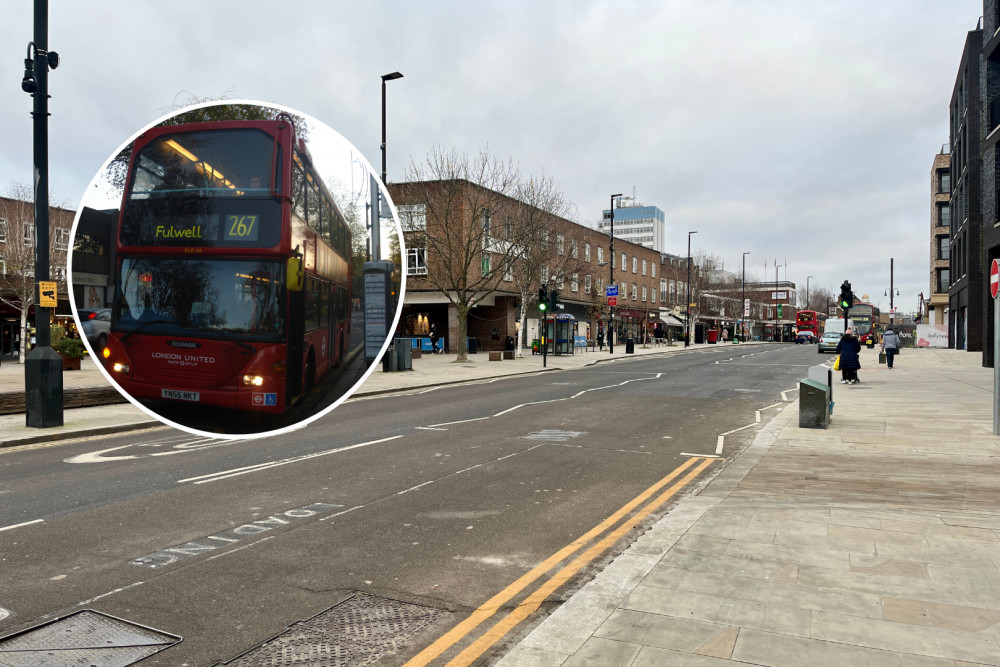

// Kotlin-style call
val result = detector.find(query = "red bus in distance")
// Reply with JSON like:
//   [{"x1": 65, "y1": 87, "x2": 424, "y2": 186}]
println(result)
[
  {"x1": 101, "y1": 116, "x2": 352, "y2": 415},
  {"x1": 795, "y1": 310, "x2": 820, "y2": 340}
]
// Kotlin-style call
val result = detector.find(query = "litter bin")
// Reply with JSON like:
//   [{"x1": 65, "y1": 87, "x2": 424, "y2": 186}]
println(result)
[
  {"x1": 394, "y1": 338, "x2": 412, "y2": 371},
  {"x1": 505, "y1": 336, "x2": 516, "y2": 351},
  {"x1": 625, "y1": 338, "x2": 635, "y2": 354},
  {"x1": 382, "y1": 345, "x2": 398, "y2": 372},
  {"x1": 468, "y1": 337, "x2": 479, "y2": 354},
  {"x1": 799, "y1": 377, "x2": 831, "y2": 429}
]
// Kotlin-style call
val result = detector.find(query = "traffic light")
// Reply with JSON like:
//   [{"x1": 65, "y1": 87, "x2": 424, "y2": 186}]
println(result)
[
  {"x1": 549, "y1": 288, "x2": 560, "y2": 312},
  {"x1": 538, "y1": 286, "x2": 548, "y2": 312},
  {"x1": 839, "y1": 281, "x2": 853, "y2": 311}
]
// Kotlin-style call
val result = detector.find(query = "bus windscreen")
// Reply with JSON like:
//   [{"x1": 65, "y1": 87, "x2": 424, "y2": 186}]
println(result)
[{"x1": 113, "y1": 257, "x2": 284, "y2": 341}]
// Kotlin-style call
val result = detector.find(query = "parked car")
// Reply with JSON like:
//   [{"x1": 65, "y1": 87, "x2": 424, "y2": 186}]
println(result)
[
  {"x1": 77, "y1": 308, "x2": 111, "y2": 351},
  {"x1": 795, "y1": 333, "x2": 816, "y2": 344},
  {"x1": 817, "y1": 331, "x2": 841, "y2": 353}
]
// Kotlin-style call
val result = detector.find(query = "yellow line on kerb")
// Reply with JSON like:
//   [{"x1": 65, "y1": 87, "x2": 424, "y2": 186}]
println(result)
[{"x1": 403, "y1": 456, "x2": 713, "y2": 667}]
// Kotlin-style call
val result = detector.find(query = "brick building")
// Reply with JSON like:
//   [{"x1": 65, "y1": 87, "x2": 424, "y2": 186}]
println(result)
[
  {"x1": 929, "y1": 148, "x2": 951, "y2": 330},
  {"x1": 388, "y1": 179, "x2": 673, "y2": 353},
  {"x1": 0, "y1": 196, "x2": 75, "y2": 361}
]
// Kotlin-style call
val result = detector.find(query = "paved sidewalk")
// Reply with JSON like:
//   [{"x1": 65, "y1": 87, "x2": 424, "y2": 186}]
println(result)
[{"x1": 497, "y1": 347, "x2": 1000, "y2": 667}]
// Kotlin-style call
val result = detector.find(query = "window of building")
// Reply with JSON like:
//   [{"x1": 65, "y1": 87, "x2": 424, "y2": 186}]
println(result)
[
  {"x1": 55, "y1": 228, "x2": 70, "y2": 250},
  {"x1": 398, "y1": 204, "x2": 426, "y2": 231},
  {"x1": 597, "y1": 246, "x2": 603, "y2": 263},
  {"x1": 651, "y1": 263, "x2": 656, "y2": 278},
  {"x1": 937, "y1": 267, "x2": 950, "y2": 292},
  {"x1": 937, "y1": 235, "x2": 950, "y2": 260},
  {"x1": 541, "y1": 265, "x2": 549, "y2": 284},
  {"x1": 571, "y1": 273, "x2": 578, "y2": 292},
  {"x1": 642, "y1": 285, "x2": 647, "y2": 302},
  {"x1": 558, "y1": 271, "x2": 565, "y2": 290},
  {"x1": 503, "y1": 259, "x2": 513, "y2": 282},
  {"x1": 650, "y1": 286, "x2": 656, "y2": 303},
  {"x1": 621, "y1": 253, "x2": 626, "y2": 271},
  {"x1": 406, "y1": 247, "x2": 427, "y2": 275},
  {"x1": 481, "y1": 253, "x2": 490, "y2": 277},
  {"x1": 642, "y1": 259, "x2": 647, "y2": 276},
  {"x1": 660, "y1": 279, "x2": 667, "y2": 302},
  {"x1": 938, "y1": 203, "x2": 951, "y2": 227},
  {"x1": 631, "y1": 283, "x2": 637, "y2": 300},
  {"x1": 0, "y1": 218, "x2": 6, "y2": 243},
  {"x1": 585, "y1": 243, "x2": 591, "y2": 262},
  {"x1": 585, "y1": 274, "x2": 592, "y2": 294},
  {"x1": 571, "y1": 239, "x2": 578, "y2": 259},
  {"x1": 937, "y1": 169, "x2": 950, "y2": 194},
  {"x1": 632, "y1": 257, "x2": 637, "y2": 274},
  {"x1": 557, "y1": 234, "x2": 565, "y2": 255},
  {"x1": 23, "y1": 223, "x2": 33, "y2": 246},
  {"x1": 504, "y1": 216, "x2": 513, "y2": 240}
]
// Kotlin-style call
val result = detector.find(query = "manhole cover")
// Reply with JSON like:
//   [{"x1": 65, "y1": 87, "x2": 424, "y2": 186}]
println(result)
[
  {"x1": 0, "y1": 609, "x2": 180, "y2": 666},
  {"x1": 522, "y1": 430, "x2": 585, "y2": 442},
  {"x1": 222, "y1": 593, "x2": 445, "y2": 666}
]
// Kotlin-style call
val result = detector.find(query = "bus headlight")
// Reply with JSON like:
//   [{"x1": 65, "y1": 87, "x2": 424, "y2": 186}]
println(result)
[
  {"x1": 242, "y1": 375, "x2": 265, "y2": 386},
  {"x1": 112, "y1": 362, "x2": 131, "y2": 374}
]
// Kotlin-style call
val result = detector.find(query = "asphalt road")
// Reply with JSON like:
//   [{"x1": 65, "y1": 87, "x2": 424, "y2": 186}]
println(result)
[{"x1": 0, "y1": 342, "x2": 818, "y2": 665}]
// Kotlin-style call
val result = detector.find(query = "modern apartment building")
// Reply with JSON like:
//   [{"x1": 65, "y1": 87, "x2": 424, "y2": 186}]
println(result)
[
  {"x1": 947, "y1": 24, "x2": 983, "y2": 353},
  {"x1": 598, "y1": 198, "x2": 666, "y2": 253},
  {"x1": 929, "y1": 148, "x2": 951, "y2": 329}
]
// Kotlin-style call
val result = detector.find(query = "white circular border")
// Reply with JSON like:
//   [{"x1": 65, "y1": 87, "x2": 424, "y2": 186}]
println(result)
[{"x1": 68, "y1": 99, "x2": 407, "y2": 441}]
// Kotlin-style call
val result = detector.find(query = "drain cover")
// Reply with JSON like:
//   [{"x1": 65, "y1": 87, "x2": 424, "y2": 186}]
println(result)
[
  {"x1": 223, "y1": 593, "x2": 445, "y2": 666},
  {"x1": 522, "y1": 429, "x2": 585, "y2": 442},
  {"x1": 0, "y1": 609, "x2": 180, "y2": 666}
]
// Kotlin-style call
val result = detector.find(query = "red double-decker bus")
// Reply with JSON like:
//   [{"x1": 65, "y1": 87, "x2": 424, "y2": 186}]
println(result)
[
  {"x1": 795, "y1": 310, "x2": 820, "y2": 339},
  {"x1": 101, "y1": 116, "x2": 352, "y2": 414}
]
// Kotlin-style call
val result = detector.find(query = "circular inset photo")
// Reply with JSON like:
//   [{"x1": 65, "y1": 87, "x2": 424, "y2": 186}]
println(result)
[{"x1": 69, "y1": 100, "x2": 404, "y2": 438}]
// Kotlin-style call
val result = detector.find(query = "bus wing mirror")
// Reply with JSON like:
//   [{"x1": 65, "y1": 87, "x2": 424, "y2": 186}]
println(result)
[{"x1": 287, "y1": 257, "x2": 304, "y2": 291}]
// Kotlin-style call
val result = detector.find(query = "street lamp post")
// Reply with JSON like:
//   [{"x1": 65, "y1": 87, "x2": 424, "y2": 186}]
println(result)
[
  {"x1": 685, "y1": 231, "x2": 697, "y2": 347},
  {"x1": 22, "y1": 0, "x2": 63, "y2": 428},
  {"x1": 806, "y1": 275, "x2": 813, "y2": 310},
  {"x1": 608, "y1": 194, "x2": 622, "y2": 353},
  {"x1": 742, "y1": 251, "x2": 750, "y2": 341},
  {"x1": 380, "y1": 72, "x2": 403, "y2": 184}
]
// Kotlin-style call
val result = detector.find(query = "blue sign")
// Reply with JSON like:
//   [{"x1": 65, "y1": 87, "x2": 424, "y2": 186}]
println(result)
[{"x1": 606, "y1": 285, "x2": 618, "y2": 297}]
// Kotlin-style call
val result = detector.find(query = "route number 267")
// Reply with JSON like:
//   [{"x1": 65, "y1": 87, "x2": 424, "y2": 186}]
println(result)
[{"x1": 226, "y1": 215, "x2": 258, "y2": 240}]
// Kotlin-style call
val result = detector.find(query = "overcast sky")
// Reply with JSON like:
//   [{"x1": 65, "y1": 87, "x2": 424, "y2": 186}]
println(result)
[{"x1": 0, "y1": 1, "x2": 983, "y2": 315}]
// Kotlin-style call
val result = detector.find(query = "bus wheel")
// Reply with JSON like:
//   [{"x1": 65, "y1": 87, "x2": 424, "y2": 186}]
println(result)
[{"x1": 305, "y1": 349, "x2": 316, "y2": 393}]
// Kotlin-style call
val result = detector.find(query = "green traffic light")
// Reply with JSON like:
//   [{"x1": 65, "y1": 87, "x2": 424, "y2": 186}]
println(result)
[{"x1": 539, "y1": 302, "x2": 547, "y2": 311}]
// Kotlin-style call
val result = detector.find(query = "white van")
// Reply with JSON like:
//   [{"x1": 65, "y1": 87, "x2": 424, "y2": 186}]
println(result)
[{"x1": 823, "y1": 318, "x2": 856, "y2": 336}]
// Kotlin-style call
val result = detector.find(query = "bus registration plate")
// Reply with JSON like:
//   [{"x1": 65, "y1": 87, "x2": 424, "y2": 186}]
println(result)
[{"x1": 162, "y1": 389, "x2": 200, "y2": 402}]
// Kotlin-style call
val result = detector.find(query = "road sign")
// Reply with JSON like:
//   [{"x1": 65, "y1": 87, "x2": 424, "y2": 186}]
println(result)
[
  {"x1": 992, "y1": 259, "x2": 999, "y2": 298},
  {"x1": 606, "y1": 285, "x2": 618, "y2": 297},
  {"x1": 607, "y1": 296, "x2": 617, "y2": 306},
  {"x1": 744, "y1": 298, "x2": 750, "y2": 317},
  {"x1": 38, "y1": 281, "x2": 57, "y2": 308}
]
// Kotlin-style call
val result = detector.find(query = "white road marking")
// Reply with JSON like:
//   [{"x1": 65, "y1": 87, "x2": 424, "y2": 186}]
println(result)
[
  {"x1": 75, "y1": 581, "x2": 146, "y2": 607},
  {"x1": 0, "y1": 519, "x2": 44, "y2": 532},
  {"x1": 415, "y1": 427, "x2": 448, "y2": 431},
  {"x1": 721, "y1": 423, "x2": 756, "y2": 436},
  {"x1": 681, "y1": 452, "x2": 720, "y2": 458},
  {"x1": 716, "y1": 436, "x2": 725, "y2": 455},
  {"x1": 177, "y1": 436, "x2": 403, "y2": 485}
]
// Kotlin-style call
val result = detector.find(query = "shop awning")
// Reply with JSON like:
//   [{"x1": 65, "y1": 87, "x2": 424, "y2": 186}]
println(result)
[{"x1": 660, "y1": 314, "x2": 684, "y2": 327}]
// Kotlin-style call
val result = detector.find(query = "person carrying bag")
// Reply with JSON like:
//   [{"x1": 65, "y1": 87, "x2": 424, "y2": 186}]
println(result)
[
  {"x1": 835, "y1": 329, "x2": 862, "y2": 384},
  {"x1": 882, "y1": 327, "x2": 901, "y2": 369}
]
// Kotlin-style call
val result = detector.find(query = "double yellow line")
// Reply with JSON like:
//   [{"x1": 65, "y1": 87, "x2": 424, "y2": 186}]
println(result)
[{"x1": 405, "y1": 456, "x2": 715, "y2": 666}]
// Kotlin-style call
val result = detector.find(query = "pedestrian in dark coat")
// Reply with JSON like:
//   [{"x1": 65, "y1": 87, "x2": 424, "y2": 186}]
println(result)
[
  {"x1": 836, "y1": 328, "x2": 862, "y2": 384},
  {"x1": 596, "y1": 330, "x2": 604, "y2": 351},
  {"x1": 430, "y1": 323, "x2": 440, "y2": 354},
  {"x1": 882, "y1": 327, "x2": 901, "y2": 369}
]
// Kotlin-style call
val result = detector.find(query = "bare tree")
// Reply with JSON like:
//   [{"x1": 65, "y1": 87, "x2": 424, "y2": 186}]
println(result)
[
  {"x1": 0, "y1": 183, "x2": 72, "y2": 362},
  {"x1": 508, "y1": 175, "x2": 576, "y2": 351},
  {"x1": 400, "y1": 146, "x2": 524, "y2": 361}
]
